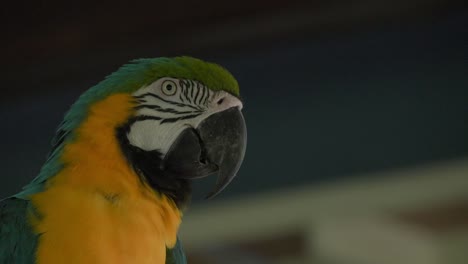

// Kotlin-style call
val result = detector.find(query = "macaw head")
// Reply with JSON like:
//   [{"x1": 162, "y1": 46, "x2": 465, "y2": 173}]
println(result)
[
  {"x1": 22, "y1": 57, "x2": 247, "y2": 208},
  {"x1": 114, "y1": 57, "x2": 247, "y2": 205}
]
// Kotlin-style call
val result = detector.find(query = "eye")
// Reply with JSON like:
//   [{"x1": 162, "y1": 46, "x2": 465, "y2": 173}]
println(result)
[{"x1": 161, "y1": 80, "x2": 177, "y2": 96}]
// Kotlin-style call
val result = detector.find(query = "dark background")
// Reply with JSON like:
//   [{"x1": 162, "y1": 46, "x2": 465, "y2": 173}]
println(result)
[{"x1": 1, "y1": 0, "x2": 467, "y2": 200}]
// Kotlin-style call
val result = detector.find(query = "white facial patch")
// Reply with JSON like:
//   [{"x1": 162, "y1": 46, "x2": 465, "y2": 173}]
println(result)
[{"x1": 126, "y1": 77, "x2": 242, "y2": 155}]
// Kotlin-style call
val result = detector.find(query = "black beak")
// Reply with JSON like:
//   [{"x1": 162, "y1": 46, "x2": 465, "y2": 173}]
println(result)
[{"x1": 163, "y1": 107, "x2": 247, "y2": 198}]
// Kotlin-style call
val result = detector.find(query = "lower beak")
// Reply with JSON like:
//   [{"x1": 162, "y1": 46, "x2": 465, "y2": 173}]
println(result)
[{"x1": 163, "y1": 107, "x2": 247, "y2": 198}]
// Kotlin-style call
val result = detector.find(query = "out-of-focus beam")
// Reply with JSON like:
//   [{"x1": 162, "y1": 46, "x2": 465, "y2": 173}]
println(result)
[{"x1": 0, "y1": 0, "x2": 463, "y2": 102}]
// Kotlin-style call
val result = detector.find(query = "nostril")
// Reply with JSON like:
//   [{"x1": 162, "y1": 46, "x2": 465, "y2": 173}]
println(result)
[{"x1": 217, "y1": 97, "x2": 225, "y2": 105}]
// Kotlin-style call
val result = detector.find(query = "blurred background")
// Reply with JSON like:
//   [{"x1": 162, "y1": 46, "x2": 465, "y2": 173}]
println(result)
[{"x1": 1, "y1": 1, "x2": 468, "y2": 263}]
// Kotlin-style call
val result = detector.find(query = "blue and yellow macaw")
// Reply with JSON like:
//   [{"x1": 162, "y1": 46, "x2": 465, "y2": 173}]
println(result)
[{"x1": 0, "y1": 57, "x2": 247, "y2": 264}]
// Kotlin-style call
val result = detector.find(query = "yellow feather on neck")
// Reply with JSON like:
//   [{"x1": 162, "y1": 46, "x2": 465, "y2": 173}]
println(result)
[{"x1": 30, "y1": 94, "x2": 181, "y2": 264}]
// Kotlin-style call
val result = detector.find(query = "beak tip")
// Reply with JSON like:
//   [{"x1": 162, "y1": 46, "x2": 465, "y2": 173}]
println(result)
[
  {"x1": 204, "y1": 171, "x2": 239, "y2": 199},
  {"x1": 204, "y1": 187, "x2": 223, "y2": 199},
  {"x1": 204, "y1": 192, "x2": 216, "y2": 200}
]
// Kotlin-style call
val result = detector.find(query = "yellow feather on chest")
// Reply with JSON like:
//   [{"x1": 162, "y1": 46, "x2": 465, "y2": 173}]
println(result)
[{"x1": 30, "y1": 94, "x2": 181, "y2": 264}]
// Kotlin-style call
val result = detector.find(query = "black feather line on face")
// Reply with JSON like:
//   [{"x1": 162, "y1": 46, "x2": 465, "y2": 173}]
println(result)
[
  {"x1": 189, "y1": 80, "x2": 195, "y2": 104},
  {"x1": 134, "y1": 105, "x2": 201, "y2": 115},
  {"x1": 198, "y1": 84, "x2": 206, "y2": 105},
  {"x1": 194, "y1": 82, "x2": 201, "y2": 105},
  {"x1": 134, "y1": 93, "x2": 199, "y2": 110},
  {"x1": 159, "y1": 113, "x2": 203, "y2": 124},
  {"x1": 180, "y1": 80, "x2": 190, "y2": 103},
  {"x1": 115, "y1": 122, "x2": 192, "y2": 208},
  {"x1": 202, "y1": 87, "x2": 210, "y2": 106}
]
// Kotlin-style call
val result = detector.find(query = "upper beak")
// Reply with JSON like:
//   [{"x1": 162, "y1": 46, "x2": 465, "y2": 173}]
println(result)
[{"x1": 163, "y1": 107, "x2": 247, "y2": 198}]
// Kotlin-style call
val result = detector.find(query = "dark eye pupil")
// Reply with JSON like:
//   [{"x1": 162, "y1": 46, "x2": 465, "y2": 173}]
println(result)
[{"x1": 166, "y1": 85, "x2": 173, "y2": 90}]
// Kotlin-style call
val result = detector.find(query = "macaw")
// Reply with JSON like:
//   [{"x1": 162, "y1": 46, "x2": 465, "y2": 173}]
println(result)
[{"x1": 0, "y1": 57, "x2": 247, "y2": 264}]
